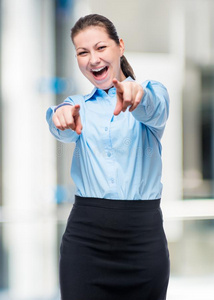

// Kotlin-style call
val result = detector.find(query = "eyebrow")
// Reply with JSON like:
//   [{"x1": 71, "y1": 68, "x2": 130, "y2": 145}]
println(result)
[
  {"x1": 76, "y1": 41, "x2": 106, "y2": 51},
  {"x1": 76, "y1": 47, "x2": 87, "y2": 51}
]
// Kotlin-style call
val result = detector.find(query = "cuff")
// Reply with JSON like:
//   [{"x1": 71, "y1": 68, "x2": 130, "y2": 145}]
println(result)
[{"x1": 54, "y1": 102, "x2": 73, "y2": 112}]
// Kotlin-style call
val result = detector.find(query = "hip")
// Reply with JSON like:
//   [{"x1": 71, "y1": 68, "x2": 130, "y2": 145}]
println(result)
[{"x1": 61, "y1": 196, "x2": 168, "y2": 257}]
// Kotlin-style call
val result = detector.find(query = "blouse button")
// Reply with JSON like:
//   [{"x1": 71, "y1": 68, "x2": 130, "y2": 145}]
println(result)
[{"x1": 107, "y1": 152, "x2": 111, "y2": 157}]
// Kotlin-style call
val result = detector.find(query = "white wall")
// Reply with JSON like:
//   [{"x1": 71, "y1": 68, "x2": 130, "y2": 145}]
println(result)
[{"x1": 1, "y1": 0, "x2": 57, "y2": 298}]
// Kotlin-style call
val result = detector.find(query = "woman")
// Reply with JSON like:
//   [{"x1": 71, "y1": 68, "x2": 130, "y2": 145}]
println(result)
[{"x1": 46, "y1": 14, "x2": 170, "y2": 300}]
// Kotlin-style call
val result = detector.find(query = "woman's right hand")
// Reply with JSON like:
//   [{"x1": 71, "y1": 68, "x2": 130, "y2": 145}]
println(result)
[{"x1": 52, "y1": 104, "x2": 82, "y2": 135}]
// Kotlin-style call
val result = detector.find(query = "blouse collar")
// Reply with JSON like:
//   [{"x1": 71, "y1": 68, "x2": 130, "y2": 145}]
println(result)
[{"x1": 84, "y1": 76, "x2": 134, "y2": 102}]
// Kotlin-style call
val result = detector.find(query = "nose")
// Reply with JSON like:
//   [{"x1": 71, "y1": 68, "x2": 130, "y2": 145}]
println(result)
[{"x1": 89, "y1": 51, "x2": 101, "y2": 65}]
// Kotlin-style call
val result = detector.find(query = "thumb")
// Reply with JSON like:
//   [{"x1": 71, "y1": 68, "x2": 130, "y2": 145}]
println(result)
[
  {"x1": 74, "y1": 114, "x2": 82, "y2": 135},
  {"x1": 72, "y1": 105, "x2": 82, "y2": 135}
]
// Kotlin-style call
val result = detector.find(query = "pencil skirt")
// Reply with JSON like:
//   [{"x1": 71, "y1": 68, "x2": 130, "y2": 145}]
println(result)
[{"x1": 59, "y1": 196, "x2": 170, "y2": 300}]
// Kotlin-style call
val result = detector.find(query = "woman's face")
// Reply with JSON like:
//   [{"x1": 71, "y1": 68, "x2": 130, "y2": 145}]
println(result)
[{"x1": 73, "y1": 26, "x2": 126, "y2": 90}]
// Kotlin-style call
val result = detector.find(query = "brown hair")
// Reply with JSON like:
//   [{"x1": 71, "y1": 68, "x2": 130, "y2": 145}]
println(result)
[{"x1": 71, "y1": 14, "x2": 136, "y2": 80}]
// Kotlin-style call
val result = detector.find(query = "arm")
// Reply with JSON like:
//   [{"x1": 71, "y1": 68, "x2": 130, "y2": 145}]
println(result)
[{"x1": 131, "y1": 80, "x2": 170, "y2": 140}]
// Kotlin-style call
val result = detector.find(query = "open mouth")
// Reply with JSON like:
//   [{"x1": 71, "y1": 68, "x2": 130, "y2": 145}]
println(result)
[{"x1": 91, "y1": 66, "x2": 109, "y2": 78}]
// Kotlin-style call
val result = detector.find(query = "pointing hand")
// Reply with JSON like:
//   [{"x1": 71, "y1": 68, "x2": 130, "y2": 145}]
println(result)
[
  {"x1": 113, "y1": 78, "x2": 144, "y2": 116},
  {"x1": 53, "y1": 104, "x2": 82, "y2": 135}
]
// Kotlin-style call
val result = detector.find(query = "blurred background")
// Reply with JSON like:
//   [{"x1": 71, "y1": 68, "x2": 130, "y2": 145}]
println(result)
[{"x1": 0, "y1": 0, "x2": 214, "y2": 299}]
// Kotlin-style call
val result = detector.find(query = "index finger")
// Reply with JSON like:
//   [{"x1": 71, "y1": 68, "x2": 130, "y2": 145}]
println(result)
[
  {"x1": 72, "y1": 104, "x2": 80, "y2": 116},
  {"x1": 112, "y1": 78, "x2": 124, "y2": 93}
]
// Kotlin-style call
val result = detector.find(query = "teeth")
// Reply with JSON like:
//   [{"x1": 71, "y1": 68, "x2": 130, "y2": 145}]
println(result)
[{"x1": 91, "y1": 67, "x2": 106, "y2": 72}]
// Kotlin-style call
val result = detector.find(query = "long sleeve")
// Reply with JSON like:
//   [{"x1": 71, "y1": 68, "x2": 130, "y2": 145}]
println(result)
[
  {"x1": 131, "y1": 80, "x2": 170, "y2": 140},
  {"x1": 46, "y1": 101, "x2": 79, "y2": 143}
]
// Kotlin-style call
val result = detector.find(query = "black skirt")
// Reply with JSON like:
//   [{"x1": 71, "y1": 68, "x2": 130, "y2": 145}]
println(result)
[{"x1": 59, "y1": 196, "x2": 170, "y2": 300}]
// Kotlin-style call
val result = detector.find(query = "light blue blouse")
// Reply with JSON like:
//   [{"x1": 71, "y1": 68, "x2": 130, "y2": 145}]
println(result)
[{"x1": 46, "y1": 77, "x2": 170, "y2": 200}]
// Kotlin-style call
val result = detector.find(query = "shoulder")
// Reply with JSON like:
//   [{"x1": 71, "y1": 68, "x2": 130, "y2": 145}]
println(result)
[
  {"x1": 63, "y1": 94, "x2": 85, "y2": 106},
  {"x1": 63, "y1": 87, "x2": 97, "y2": 105},
  {"x1": 141, "y1": 80, "x2": 169, "y2": 103},
  {"x1": 141, "y1": 80, "x2": 168, "y2": 91}
]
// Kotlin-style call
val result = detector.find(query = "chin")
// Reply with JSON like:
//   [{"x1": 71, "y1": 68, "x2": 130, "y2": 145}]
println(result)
[{"x1": 94, "y1": 80, "x2": 113, "y2": 91}]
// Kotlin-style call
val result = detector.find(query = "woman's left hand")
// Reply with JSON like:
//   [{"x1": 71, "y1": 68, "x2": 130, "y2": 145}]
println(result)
[{"x1": 113, "y1": 78, "x2": 144, "y2": 116}]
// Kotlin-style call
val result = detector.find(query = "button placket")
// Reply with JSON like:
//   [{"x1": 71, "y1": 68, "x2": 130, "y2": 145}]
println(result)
[{"x1": 100, "y1": 101, "x2": 117, "y2": 189}]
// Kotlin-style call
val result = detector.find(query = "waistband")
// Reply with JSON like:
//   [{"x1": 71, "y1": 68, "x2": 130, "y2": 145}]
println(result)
[{"x1": 74, "y1": 195, "x2": 160, "y2": 210}]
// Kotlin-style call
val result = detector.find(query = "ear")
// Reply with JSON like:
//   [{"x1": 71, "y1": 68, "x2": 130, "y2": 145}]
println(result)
[{"x1": 119, "y1": 38, "x2": 125, "y2": 57}]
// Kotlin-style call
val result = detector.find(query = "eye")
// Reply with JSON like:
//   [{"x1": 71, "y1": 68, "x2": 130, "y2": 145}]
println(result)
[
  {"x1": 97, "y1": 46, "x2": 106, "y2": 51},
  {"x1": 77, "y1": 51, "x2": 88, "y2": 56}
]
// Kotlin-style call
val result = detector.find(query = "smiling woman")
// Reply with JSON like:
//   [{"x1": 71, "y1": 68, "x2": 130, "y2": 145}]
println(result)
[
  {"x1": 73, "y1": 26, "x2": 126, "y2": 90},
  {"x1": 46, "y1": 13, "x2": 170, "y2": 300}
]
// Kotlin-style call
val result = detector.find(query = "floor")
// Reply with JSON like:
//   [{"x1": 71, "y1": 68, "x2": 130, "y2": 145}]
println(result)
[{"x1": 167, "y1": 276, "x2": 214, "y2": 300}]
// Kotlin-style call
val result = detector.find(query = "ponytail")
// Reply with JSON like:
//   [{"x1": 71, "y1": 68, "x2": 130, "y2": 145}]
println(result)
[{"x1": 120, "y1": 55, "x2": 136, "y2": 80}]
